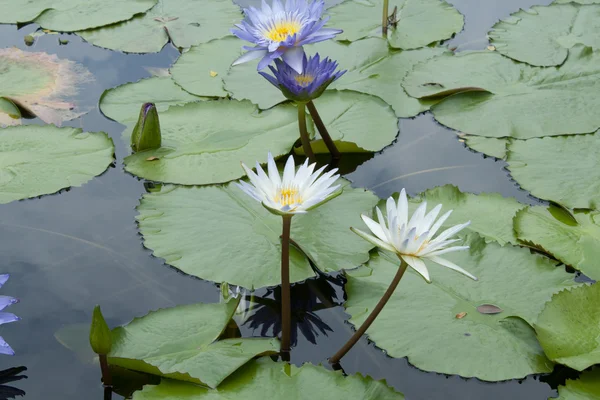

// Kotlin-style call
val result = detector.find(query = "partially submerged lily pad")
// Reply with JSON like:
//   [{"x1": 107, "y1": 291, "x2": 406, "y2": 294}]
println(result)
[
  {"x1": 535, "y1": 284, "x2": 600, "y2": 371},
  {"x1": 556, "y1": 369, "x2": 600, "y2": 400},
  {"x1": 514, "y1": 206, "x2": 600, "y2": 280},
  {"x1": 506, "y1": 132, "x2": 600, "y2": 209},
  {"x1": 136, "y1": 180, "x2": 378, "y2": 288},
  {"x1": 402, "y1": 46, "x2": 600, "y2": 138},
  {"x1": 109, "y1": 300, "x2": 279, "y2": 388},
  {"x1": 0, "y1": 0, "x2": 158, "y2": 32},
  {"x1": 0, "y1": 47, "x2": 93, "y2": 126},
  {"x1": 489, "y1": 4, "x2": 600, "y2": 67},
  {"x1": 463, "y1": 136, "x2": 509, "y2": 159},
  {"x1": 132, "y1": 358, "x2": 404, "y2": 399},
  {"x1": 345, "y1": 235, "x2": 579, "y2": 381},
  {"x1": 0, "y1": 125, "x2": 114, "y2": 204},
  {"x1": 78, "y1": 0, "x2": 241, "y2": 53},
  {"x1": 328, "y1": 0, "x2": 463, "y2": 49}
]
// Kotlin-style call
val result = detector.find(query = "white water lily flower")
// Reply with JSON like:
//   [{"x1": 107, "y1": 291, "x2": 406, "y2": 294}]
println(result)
[
  {"x1": 352, "y1": 189, "x2": 477, "y2": 283},
  {"x1": 237, "y1": 152, "x2": 341, "y2": 215}
]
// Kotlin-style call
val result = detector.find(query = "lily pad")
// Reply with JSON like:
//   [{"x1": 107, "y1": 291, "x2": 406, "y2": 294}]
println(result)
[
  {"x1": 556, "y1": 369, "x2": 600, "y2": 400},
  {"x1": 0, "y1": 97, "x2": 21, "y2": 127},
  {"x1": 132, "y1": 358, "x2": 404, "y2": 399},
  {"x1": 78, "y1": 0, "x2": 241, "y2": 53},
  {"x1": 408, "y1": 185, "x2": 525, "y2": 246},
  {"x1": 402, "y1": 46, "x2": 600, "y2": 138},
  {"x1": 535, "y1": 284, "x2": 600, "y2": 371},
  {"x1": 123, "y1": 99, "x2": 300, "y2": 185},
  {"x1": 328, "y1": 0, "x2": 463, "y2": 49},
  {"x1": 345, "y1": 234, "x2": 580, "y2": 380},
  {"x1": 109, "y1": 300, "x2": 279, "y2": 388},
  {"x1": 0, "y1": 47, "x2": 93, "y2": 126},
  {"x1": 489, "y1": 4, "x2": 600, "y2": 67},
  {"x1": 514, "y1": 206, "x2": 600, "y2": 280},
  {"x1": 136, "y1": 180, "x2": 379, "y2": 288},
  {"x1": 0, "y1": 0, "x2": 157, "y2": 32},
  {"x1": 506, "y1": 133, "x2": 600, "y2": 209},
  {"x1": 0, "y1": 125, "x2": 114, "y2": 204},
  {"x1": 462, "y1": 136, "x2": 508, "y2": 159}
]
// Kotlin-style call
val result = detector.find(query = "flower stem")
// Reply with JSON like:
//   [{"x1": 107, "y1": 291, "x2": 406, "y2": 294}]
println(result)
[
  {"x1": 329, "y1": 259, "x2": 408, "y2": 365},
  {"x1": 382, "y1": 0, "x2": 389, "y2": 36},
  {"x1": 307, "y1": 100, "x2": 341, "y2": 160},
  {"x1": 99, "y1": 354, "x2": 112, "y2": 387},
  {"x1": 280, "y1": 215, "x2": 293, "y2": 354},
  {"x1": 298, "y1": 103, "x2": 316, "y2": 163}
]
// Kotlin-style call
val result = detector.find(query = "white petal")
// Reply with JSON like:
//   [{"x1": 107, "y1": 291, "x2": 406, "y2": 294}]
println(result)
[
  {"x1": 236, "y1": 181, "x2": 262, "y2": 202},
  {"x1": 351, "y1": 228, "x2": 397, "y2": 252},
  {"x1": 232, "y1": 49, "x2": 268, "y2": 66},
  {"x1": 423, "y1": 246, "x2": 469, "y2": 258},
  {"x1": 432, "y1": 221, "x2": 471, "y2": 243},
  {"x1": 361, "y1": 214, "x2": 389, "y2": 243},
  {"x1": 406, "y1": 231, "x2": 429, "y2": 255},
  {"x1": 282, "y1": 46, "x2": 305, "y2": 74},
  {"x1": 428, "y1": 256, "x2": 478, "y2": 281},
  {"x1": 376, "y1": 206, "x2": 394, "y2": 244},
  {"x1": 399, "y1": 227, "x2": 417, "y2": 253},
  {"x1": 396, "y1": 189, "x2": 408, "y2": 227},
  {"x1": 386, "y1": 196, "x2": 397, "y2": 225},
  {"x1": 427, "y1": 210, "x2": 452, "y2": 240},
  {"x1": 242, "y1": 163, "x2": 270, "y2": 195},
  {"x1": 267, "y1": 152, "x2": 281, "y2": 186},
  {"x1": 418, "y1": 239, "x2": 461, "y2": 255},
  {"x1": 419, "y1": 204, "x2": 442, "y2": 235},
  {"x1": 401, "y1": 255, "x2": 431, "y2": 283},
  {"x1": 408, "y1": 201, "x2": 428, "y2": 230},
  {"x1": 282, "y1": 154, "x2": 296, "y2": 183}
]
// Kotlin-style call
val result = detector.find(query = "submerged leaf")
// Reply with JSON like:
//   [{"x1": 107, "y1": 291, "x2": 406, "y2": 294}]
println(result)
[{"x1": 556, "y1": 368, "x2": 600, "y2": 400}]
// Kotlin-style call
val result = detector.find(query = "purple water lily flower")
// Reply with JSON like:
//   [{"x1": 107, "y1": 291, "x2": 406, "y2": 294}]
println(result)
[
  {"x1": 259, "y1": 53, "x2": 345, "y2": 102},
  {"x1": 0, "y1": 275, "x2": 19, "y2": 356},
  {"x1": 231, "y1": 0, "x2": 342, "y2": 73}
]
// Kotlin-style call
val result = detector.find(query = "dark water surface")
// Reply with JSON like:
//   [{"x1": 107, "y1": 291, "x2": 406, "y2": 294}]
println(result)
[{"x1": 0, "y1": 1, "x2": 565, "y2": 398}]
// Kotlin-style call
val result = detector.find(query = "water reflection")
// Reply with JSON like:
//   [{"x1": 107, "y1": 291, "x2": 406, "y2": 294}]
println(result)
[
  {"x1": 239, "y1": 274, "x2": 343, "y2": 346},
  {"x1": 0, "y1": 367, "x2": 27, "y2": 399}
]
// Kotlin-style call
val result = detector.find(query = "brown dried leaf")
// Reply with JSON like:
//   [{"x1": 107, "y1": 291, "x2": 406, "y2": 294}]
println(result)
[{"x1": 477, "y1": 304, "x2": 503, "y2": 314}]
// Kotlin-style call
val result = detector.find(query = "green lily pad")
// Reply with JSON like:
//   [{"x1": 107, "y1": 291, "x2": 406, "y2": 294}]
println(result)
[
  {"x1": 132, "y1": 358, "x2": 404, "y2": 399},
  {"x1": 556, "y1": 369, "x2": 600, "y2": 400},
  {"x1": 489, "y1": 4, "x2": 600, "y2": 67},
  {"x1": 100, "y1": 76, "x2": 202, "y2": 131},
  {"x1": 0, "y1": 97, "x2": 21, "y2": 126},
  {"x1": 328, "y1": 0, "x2": 463, "y2": 50},
  {"x1": 555, "y1": 0, "x2": 600, "y2": 4},
  {"x1": 345, "y1": 234, "x2": 580, "y2": 381},
  {"x1": 0, "y1": 0, "x2": 157, "y2": 32},
  {"x1": 0, "y1": 125, "x2": 114, "y2": 204},
  {"x1": 0, "y1": 47, "x2": 93, "y2": 126},
  {"x1": 402, "y1": 45, "x2": 600, "y2": 138},
  {"x1": 78, "y1": 0, "x2": 241, "y2": 53},
  {"x1": 109, "y1": 300, "x2": 279, "y2": 389},
  {"x1": 123, "y1": 99, "x2": 301, "y2": 185},
  {"x1": 408, "y1": 185, "x2": 525, "y2": 246},
  {"x1": 535, "y1": 284, "x2": 600, "y2": 371},
  {"x1": 136, "y1": 180, "x2": 379, "y2": 288},
  {"x1": 462, "y1": 136, "x2": 508, "y2": 159},
  {"x1": 506, "y1": 132, "x2": 600, "y2": 209},
  {"x1": 514, "y1": 206, "x2": 600, "y2": 280},
  {"x1": 171, "y1": 37, "x2": 242, "y2": 98}
]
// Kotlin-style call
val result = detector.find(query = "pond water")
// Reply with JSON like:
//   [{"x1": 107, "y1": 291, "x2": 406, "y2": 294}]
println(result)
[{"x1": 0, "y1": 0, "x2": 577, "y2": 398}]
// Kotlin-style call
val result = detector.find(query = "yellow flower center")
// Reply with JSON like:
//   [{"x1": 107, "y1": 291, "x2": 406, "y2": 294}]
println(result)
[
  {"x1": 294, "y1": 75, "x2": 315, "y2": 87},
  {"x1": 276, "y1": 186, "x2": 302, "y2": 207},
  {"x1": 265, "y1": 20, "x2": 301, "y2": 42}
]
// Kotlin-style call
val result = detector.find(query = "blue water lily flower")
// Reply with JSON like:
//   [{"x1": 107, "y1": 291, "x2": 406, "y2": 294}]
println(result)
[
  {"x1": 259, "y1": 53, "x2": 345, "y2": 102},
  {"x1": 231, "y1": 0, "x2": 342, "y2": 73},
  {"x1": 0, "y1": 275, "x2": 19, "y2": 356}
]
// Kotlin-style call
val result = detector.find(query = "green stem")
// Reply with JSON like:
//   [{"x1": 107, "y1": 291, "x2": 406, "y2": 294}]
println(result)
[
  {"x1": 99, "y1": 354, "x2": 113, "y2": 387},
  {"x1": 382, "y1": 0, "x2": 389, "y2": 36},
  {"x1": 280, "y1": 215, "x2": 293, "y2": 354},
  {"x1": 329, "y1": 259, "x2": 408, "y2": 365},
  {"x1": 307, "y1": 100, "x2": 340, "y2": 160},
  {"x1": 297, "y1": 104, "x2": 316, "y2": 163}
]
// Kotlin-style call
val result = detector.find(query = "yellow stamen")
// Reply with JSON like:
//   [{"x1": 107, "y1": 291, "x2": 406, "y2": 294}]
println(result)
[
  {"x1": 276, "y1": 185, "x2": 302, "y2": 207},
  {"x1": 265, "y1": 20, "x2": 301, "y2": 42},
  {"x1": 294, "y1": 75, "x2": 315, "y2": 87}
]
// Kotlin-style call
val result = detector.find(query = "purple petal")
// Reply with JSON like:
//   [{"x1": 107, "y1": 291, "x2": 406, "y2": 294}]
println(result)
[
  {"x1": 0, "y1": 275, "x2": 8, "y2": 288},
  {"x1": 0, "y1": 313, "x2": 19, "y2": 325},
  {"x1": 0, "y1": 337, "x2": 14, "y2": 356},
  {"x1": 259, "y1": 71, "x2": 280, "y2": 88},
  {"x1": 232, "y1": 49, "x2": 268, "y2": 66},
  {"x1": 231, "y1": 28, "x2": 257, "y2": 42},
  {"x1": 282, "y1": 46, "x2": 305, "y2": 74},
  {"x1": 0, "y1": 296, "x2": 18, "y2": 312}
]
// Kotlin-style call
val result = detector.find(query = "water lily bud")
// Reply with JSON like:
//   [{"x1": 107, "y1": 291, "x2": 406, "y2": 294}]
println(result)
[
  {"x1": 89, "y1": 305, "x2": 112, "y2": 355},
  {"x1": 131, "y1": 102, "x2": 162, "y2": 152}
]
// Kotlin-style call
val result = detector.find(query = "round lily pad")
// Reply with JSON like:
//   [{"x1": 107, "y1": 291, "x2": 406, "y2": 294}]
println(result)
[
  {"x1": 136, "y1": 180, "x2": 379, "y2": 288},
  {"x1": 535, "y1": 284, "x2": 600, "y2": 371},
  {"x1": 515, "y1": 206, "x2": 600, "y2": 281},
  {"x1": 489, "y1": 4, "x2": 600, "y2": 67},
  {"x1": 0, "y1": 0, "x2": 158, "y2": 32},
  {"x1": 108, "y1": 300, "x2": 279, "y2": 389},
  {"x1": 328, "y1": 0, "x2": 463, "y2": 50},
  {"x1": 78, "y1": 0, "x2": 241, "y2": 53},
  {"x1": 345, "y1": 234, "x2": 580, "y2": 380},
  {"x1": 556, "y1": 369, "x2": 600, "y2": 400},
  {"x1": 506, "y1": 132, "x2": 600, "y2": 209},
  {"x1": 132, "y1": 358, "x2": 404, "y2": 399},
  {"x1": 402, "y1": 46, "x2": 600, "y2": 138},
  {"x1": 0, "y1": 125, "x2": 114, "y2": 204},
  {"x1": 0, "y1": 47, "x2": 93, "y2": 126}
]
